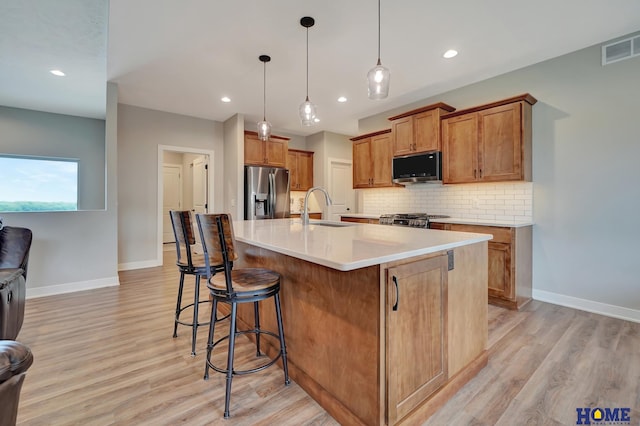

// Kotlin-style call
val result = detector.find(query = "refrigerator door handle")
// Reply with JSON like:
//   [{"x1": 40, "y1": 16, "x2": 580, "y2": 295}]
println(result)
[{"x1": 268, "y1": 172, "x2": 276, "y2": 218}]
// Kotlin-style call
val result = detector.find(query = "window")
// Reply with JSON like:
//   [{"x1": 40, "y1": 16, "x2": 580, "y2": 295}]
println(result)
[{"x1": 0, "y1": 155, "x2": 78, "y2": 212}]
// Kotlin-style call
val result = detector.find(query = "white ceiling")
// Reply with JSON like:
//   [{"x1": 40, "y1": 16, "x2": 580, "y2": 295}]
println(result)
[{"x1": 2, "y1": 1, "x2": 640, "y2": 137}]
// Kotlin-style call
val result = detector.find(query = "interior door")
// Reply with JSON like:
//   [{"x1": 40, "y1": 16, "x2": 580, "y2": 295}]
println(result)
[
  {"x1": 162, "y1": 165, "x2": 182, "y2": 243},
  {"x1": 192, "y1": 155, "x2": 208, "y2": 214},
  {"x1": 328, "y1": 159, "x2": 354, "y2": 221},
  {"x1": 191, "y1": 155, "x2": 208, "y2": 251}
]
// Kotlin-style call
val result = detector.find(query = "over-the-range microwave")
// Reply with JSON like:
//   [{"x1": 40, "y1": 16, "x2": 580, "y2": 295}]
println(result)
[{"x1": 392, "y1": 151, "x2": 442, "y2": 184}]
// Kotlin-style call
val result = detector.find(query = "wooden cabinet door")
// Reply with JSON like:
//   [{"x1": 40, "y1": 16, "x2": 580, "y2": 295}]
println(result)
[
  {"x1": 371, "y1": 133, "x2": 393, "y2": 187},
  {"x1": 488, "y1": 242, "x2": 513, "y2": 299},
  {"x1": 414, "y1": 109, "x2": 440, "y2": 153},
  {"x1": 442, "y1": 113, "x2": 479, "y2": 184},
  {"x1": 353, "y1": 139, "x2": 373, "y2": 188},
  {"x1": 297, "y1": 151, "x2": 314, "y2": 190},
  {"x1": 479, "y1": 103, "x2": 522, "y2": 181},
  {"x1": 386, "y1": 255, "x2": 448, "y2": 424},
  {"x1": 287, "y1": 151, "x2": 299, "y2": 189},
  {"x1": 244, "y1": 133, "x2": 265, "y2": 165},
  {"x1": 265, "y1": 139, "x2": 287, "y2": 167},
  {"x1": 391, "y1": 116, "x2": 413, "y2": 156}
]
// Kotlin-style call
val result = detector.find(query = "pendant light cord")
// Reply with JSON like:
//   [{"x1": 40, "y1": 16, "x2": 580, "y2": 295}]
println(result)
[
  {"x1": 263, "y1": 60, "x2": 267, "y2": 120},
  {"x1": 305, "y1": 26, "x2": 309, "y2": 100},
  {"x1": 377, "y1": 0, "x2": 381, "y2": 63}
]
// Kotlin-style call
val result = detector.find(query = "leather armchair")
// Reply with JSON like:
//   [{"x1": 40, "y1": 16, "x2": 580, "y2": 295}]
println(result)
[
  {"x1": 0, "y1": 340, "x2": 33, "y2": 426},
  {"x1": 0, "y1": 226, "x2": 33, "y2": 340}
]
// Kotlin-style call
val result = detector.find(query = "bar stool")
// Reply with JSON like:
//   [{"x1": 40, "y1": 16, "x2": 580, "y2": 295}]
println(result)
[
  {"x1": 196, "y1": 213, "x2": 290, "y2": 419},
  {"x1": 169, "y1": 210, "x2": 225, "y2": 356}
]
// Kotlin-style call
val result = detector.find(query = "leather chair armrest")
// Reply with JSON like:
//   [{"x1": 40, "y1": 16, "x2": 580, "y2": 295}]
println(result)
[{"x1": 0, "y1": 340, "x2": 33, "y2": 382}]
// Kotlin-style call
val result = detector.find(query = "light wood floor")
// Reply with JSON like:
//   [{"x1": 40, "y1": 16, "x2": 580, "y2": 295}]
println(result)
[{"x1": 16, "y1": 252, "x2": 639, "y2": 425}]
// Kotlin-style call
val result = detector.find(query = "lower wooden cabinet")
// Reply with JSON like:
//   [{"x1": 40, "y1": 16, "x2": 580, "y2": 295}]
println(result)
[
  {"x1": 340, "y1": 216, "x2": 379, "y2": 224},
  {"x1": 430, "y1": 222, "x2": 532, "y2": 310},
  {"x1": 385, "y1": 255, "x2": 448, "y2": 424},
  {"x1": 290, "y1": 212, "x2": 321, "y2": 220}
]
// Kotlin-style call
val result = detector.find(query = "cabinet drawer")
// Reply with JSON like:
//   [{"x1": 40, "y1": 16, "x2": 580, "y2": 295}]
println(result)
[{"x1": 448, "y1": 224, "x2": 512, "y2": 244}]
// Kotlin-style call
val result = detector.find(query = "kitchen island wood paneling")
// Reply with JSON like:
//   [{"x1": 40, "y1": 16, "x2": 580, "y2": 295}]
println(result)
[{"x1": 217, "y1": 219, "x2": 490, "y2": 425}]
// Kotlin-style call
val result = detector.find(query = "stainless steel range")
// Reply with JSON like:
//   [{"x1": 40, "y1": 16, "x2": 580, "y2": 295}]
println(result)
[{"x1": 379, "y1": 213, "x2": 450, "y2": 229}]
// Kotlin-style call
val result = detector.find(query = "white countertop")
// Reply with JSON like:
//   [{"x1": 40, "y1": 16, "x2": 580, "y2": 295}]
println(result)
[{"x1": 233, "y1": 219, "x2": 491, "y2": 271}]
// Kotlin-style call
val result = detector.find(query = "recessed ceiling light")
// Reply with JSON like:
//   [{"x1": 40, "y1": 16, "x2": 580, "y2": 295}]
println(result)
[
  {"x1": 221, "y1": 96, "x2": 231, "y2": 103},
  {"x1": 443, "y1": 49, "x2": 458, "y2": 59},
  {"x1": 337, "y1": 96, "x2": 347, "y2": 103},
  {"x1": 50, "y1": 69, "x2": 65, "y2": 77}
]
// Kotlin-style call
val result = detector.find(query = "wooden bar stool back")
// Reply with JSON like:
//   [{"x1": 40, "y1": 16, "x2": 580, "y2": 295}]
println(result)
[
  {"x1": 195, "y1": 213, "x2": 290, "y2": 419},
  {"x1": 169, "y1": 210, "x2": 224, "y2": 356}
]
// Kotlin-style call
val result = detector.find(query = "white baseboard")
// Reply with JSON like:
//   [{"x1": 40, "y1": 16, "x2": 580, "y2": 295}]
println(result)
[
  {"x1": 27, "y1": 276, "x2": 120, "y2": 299},
  {"x1": 118, "y1": 259, "x2": 161, "y2": 271},
  {"x1": 533, "y1": 289, "x2": 640, "y2": 323}
]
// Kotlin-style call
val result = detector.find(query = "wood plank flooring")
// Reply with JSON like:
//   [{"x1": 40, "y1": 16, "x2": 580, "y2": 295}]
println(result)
[{"x1": 16, "y1": 251, "x2": 639, "y2": 425}]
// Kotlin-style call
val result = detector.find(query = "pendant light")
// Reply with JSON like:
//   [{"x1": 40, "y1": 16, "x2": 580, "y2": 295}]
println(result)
[
  {"x1": 367, "y1": 0, "x2": 390, "y2": 100},
  {"x1": 257, "y1": 55, "x2": 272, "y2": 141},
  {"x1": 299, "y1": 16, "x2": 317, "y2": 126}
]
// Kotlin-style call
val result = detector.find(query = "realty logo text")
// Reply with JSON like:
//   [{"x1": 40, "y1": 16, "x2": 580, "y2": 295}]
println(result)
[{"x1": 576, "y1": 407, "x2": 631, "y2": 425}]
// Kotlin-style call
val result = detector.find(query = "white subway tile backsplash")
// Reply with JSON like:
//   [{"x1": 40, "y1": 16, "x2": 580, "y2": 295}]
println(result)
[{"x1": 361, "y1": 182, "x2": 533, "y2": 222}]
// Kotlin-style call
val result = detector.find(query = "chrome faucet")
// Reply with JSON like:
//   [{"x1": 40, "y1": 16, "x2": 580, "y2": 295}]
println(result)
[{"x1": 302, "y1": 187, "x2": 332, "y2": 225}]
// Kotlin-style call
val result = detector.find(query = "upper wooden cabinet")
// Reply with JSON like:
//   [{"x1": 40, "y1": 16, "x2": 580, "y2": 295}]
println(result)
[
  {"x1": 244, "y1": 131, "x2": 289, "y2": 167},
  {"x1": 351, "y1": 129, "x2": 393, "y2": 188},
  {"x1": 441, "y1": 94, "x2": 536, "y2": 184},
  {"x1": 287, "y1": 149, "x2": 314, "y2": 191},
  {"x1": 388, "y1": 103, "x2": 455, "y2": 156}
]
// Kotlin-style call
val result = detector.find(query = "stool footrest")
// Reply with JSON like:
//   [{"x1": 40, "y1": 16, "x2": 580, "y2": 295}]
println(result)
[{"x1": 205, "y1": 329, "x2": 283, "y2": 376}]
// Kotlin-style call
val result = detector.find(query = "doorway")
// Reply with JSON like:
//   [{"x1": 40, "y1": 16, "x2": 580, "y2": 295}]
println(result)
[
  {"x1": 157, "y1": 145, "x2": 215, "y2": 265},
  {"x1": 162, "y1": 164, "x2": 183, "y2": 243},
  {"x1": 327, "y1": 158, "x2": 354, "y2": 221}
]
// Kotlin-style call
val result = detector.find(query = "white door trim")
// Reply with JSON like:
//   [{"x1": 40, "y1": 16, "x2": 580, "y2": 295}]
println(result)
[{"x1": 157, "y1": 145, "x2": 215, "y2": 266}]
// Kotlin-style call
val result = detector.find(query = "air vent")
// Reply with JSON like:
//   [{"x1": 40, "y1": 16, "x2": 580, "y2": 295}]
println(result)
[{"x1": 602, "y1": 35, "x2": 640, "y2": 65}]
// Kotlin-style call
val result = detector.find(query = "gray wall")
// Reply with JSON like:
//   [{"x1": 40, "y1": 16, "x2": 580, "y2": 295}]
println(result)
[
  {"x1": 0, "y1": 106, "x2": 106, "y2": 210},
  {"x1": 2, "y1": 83, "x2": 119, "y2": 296},
  {"x1": 224, "y1": 114, "x2": 244, "y2": 219},
  {"x1": 359, "y1": 36, "x2": 640, "y2": 313},
  {"x1": 117, "y1": 104, "x2": 224, "y2": 267}
]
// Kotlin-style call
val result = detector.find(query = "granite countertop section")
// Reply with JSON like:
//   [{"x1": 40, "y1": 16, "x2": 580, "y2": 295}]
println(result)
[{"x1": 233, "y1": 218, "x2": 491, "y2": 272}]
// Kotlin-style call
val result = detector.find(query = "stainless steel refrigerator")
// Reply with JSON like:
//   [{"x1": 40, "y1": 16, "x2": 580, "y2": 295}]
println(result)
[{"x1": 244, "y1": 166, "x2": 290, "y2": 220}]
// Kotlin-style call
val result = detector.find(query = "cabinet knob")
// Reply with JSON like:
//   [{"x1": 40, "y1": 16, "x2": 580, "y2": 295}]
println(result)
[{"x1": 474, "y1": 169, "x2": 477, "y2": 178}]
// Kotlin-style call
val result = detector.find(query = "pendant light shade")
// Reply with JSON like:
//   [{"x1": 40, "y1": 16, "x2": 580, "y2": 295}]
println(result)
[
  {"x1": 299, "y1": 97, "x2": 317, "y2": 126},
  {"x1": 257, "y1": 55, "x2": 272, "y2": 141},
  {"x1": 299, "y1": 17, "x2": 317, "y2": 126},
  {"x1": 367, "y1": 0, "x2": 390, "y2": 100}
]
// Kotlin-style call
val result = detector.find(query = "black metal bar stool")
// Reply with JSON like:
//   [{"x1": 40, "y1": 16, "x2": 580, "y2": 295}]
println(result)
[
  {"x1": 196, "y1": 213, "x2": 290, "y2": 419},
  {"x1": 169, "y1": 210, "x2": 225, "y2": 356}
]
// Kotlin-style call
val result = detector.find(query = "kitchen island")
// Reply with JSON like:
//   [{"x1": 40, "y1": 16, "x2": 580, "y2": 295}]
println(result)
[{"x1": 228, "y1": 219, "x2": 491, "y2": 425}]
